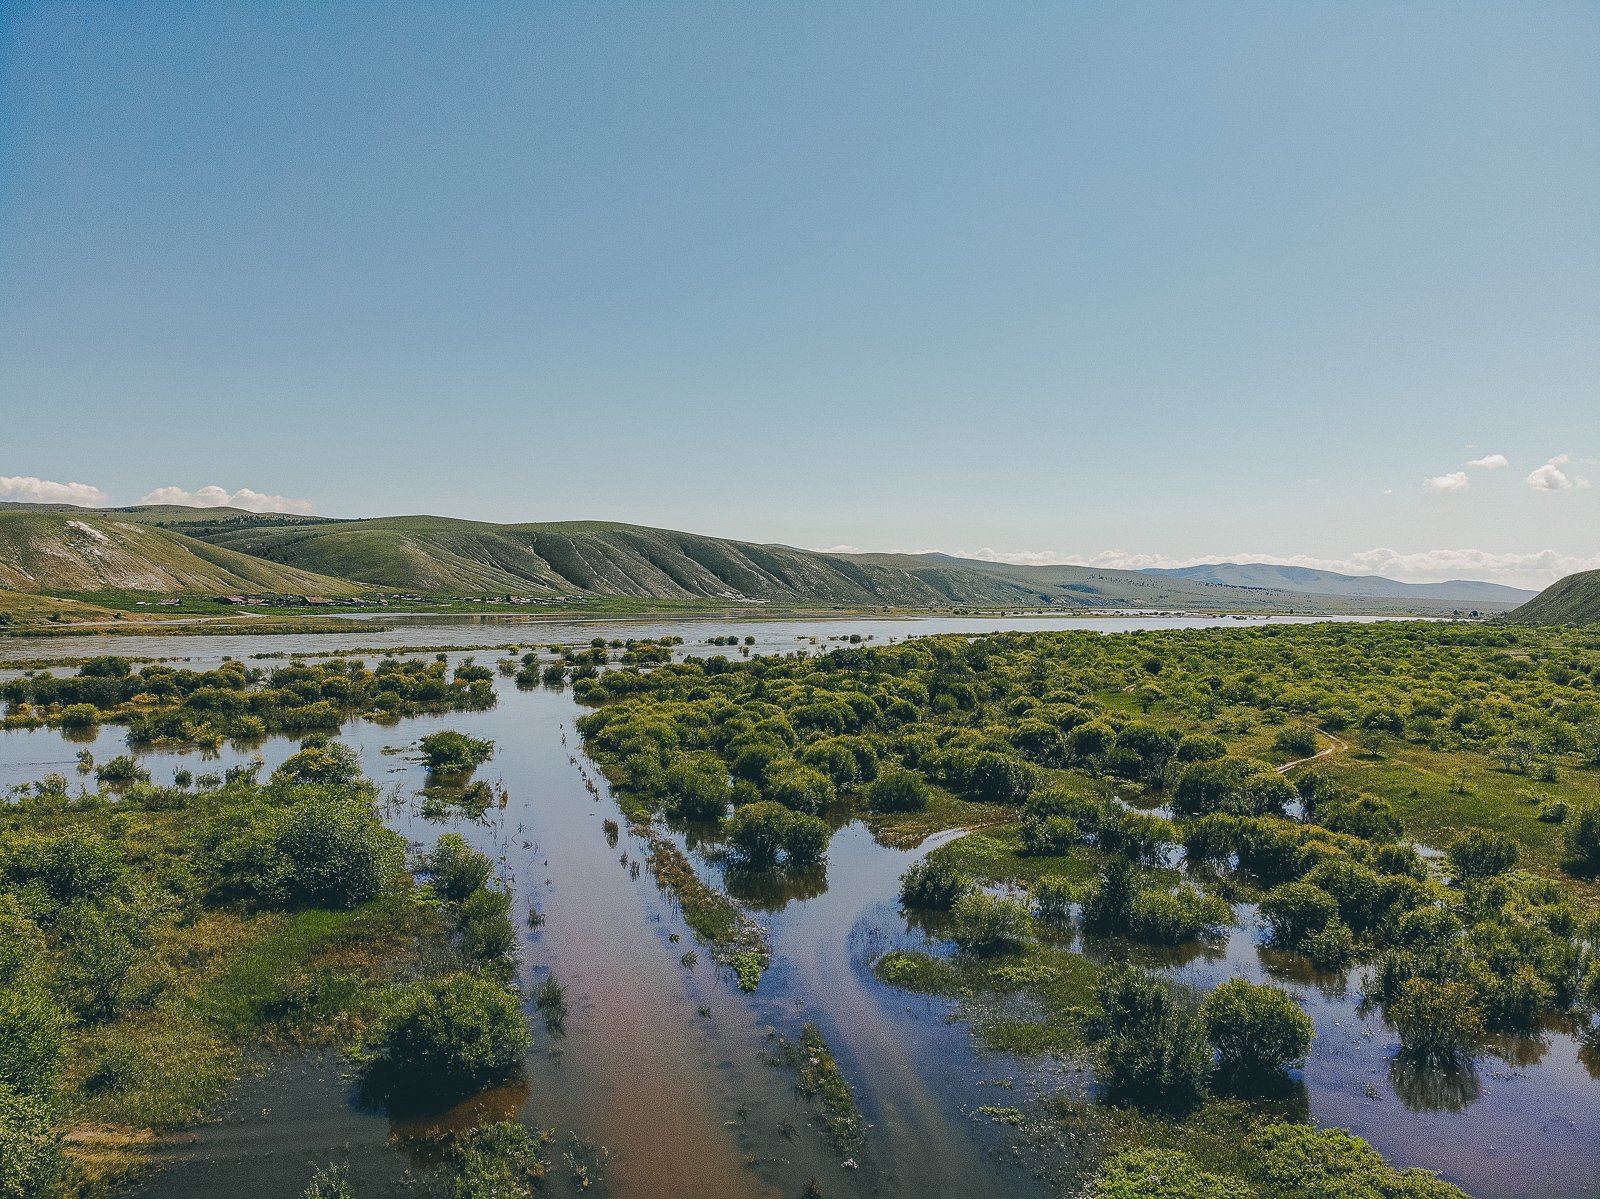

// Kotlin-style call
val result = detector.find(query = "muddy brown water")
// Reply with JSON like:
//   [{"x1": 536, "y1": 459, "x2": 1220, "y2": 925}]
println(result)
[{"x1": 1, "y1": 614, "x2": 1595, "y2": 1198}]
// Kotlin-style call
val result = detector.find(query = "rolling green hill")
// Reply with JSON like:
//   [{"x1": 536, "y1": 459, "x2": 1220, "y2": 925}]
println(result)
[
  {"x1": 1507, "y1": 569, "x2": 1600, "y2": 625},
  {"x1": 0, "y1": 503, "x2": 1513, "y2": 614},
  {"x1": 0, "y1": 510, "x2": 363, "y2": 596},
  {"x1": 181, "y1": 512, "x2": 1484, "y2": 613}
]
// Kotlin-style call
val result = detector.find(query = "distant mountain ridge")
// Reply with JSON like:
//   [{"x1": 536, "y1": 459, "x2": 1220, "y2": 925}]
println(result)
[
  {"x1": 0, "y1": 503, "x2": 1527, "y2": 614},
  {"x1": 1141, "y1": 562, "x2": 1534, "y2": 606}
]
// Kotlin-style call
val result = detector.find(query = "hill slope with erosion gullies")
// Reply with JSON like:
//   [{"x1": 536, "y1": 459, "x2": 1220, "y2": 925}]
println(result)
[
  {"x1": 0, "y1": 503, "x2": 1513, "y2": 613},
  {"x1": 1508, "y1": 569, "x2": 1600, "y2": 625},
  {"x1": 0, "y1": 509, "x2": 363, "y2": 595},
  {"x1": 183, "y1": 513, "x2": 1486, "y2": 612}
]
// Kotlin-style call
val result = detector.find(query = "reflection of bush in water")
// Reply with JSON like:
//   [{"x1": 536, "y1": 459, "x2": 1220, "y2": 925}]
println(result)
[
  {"x1": 722, "y1": 861, "x2": 829, "y2": 911},
  {"x1": 1388, "y1": 1055, "x2": 1481, "y2": 1112},
  {"x1": 1256, "y1": 944, "x2": 1352, "y2": 1000}
]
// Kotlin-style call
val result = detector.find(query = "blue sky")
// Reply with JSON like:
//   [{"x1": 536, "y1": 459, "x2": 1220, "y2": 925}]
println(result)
[{"x1": 2, "y1": 2, "x2": 1596, "y2": 586}]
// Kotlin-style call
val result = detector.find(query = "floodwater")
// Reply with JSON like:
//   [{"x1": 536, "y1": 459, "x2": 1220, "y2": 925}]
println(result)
[{"x1": 1, "y1": 613, "x2": 1594, "y2": 1199}]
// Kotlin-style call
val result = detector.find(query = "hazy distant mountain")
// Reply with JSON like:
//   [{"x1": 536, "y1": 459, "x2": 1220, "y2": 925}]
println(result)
[
  {"x1": 1508, "y1": 569, "x2": 1600, "y2": 625},
  {"x1": 1141, "y1": 563, "x2": 1535, "y2": 606}
]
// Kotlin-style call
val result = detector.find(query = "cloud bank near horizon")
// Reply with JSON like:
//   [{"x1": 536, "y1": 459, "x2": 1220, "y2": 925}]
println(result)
[
  {"x1": 137, "y1": 485, "x2": 315, "y2": 514},
  {"x1": 0, "y1": 475, "x2": 110, "y2": 506},
  {"x1": 1, "y1": 475, "x2": 317, "y2": 514}
]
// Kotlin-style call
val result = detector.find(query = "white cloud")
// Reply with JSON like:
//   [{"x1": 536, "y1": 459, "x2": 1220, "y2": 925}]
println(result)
[
  {"x1": 0, "y1": 475, "x2": 109, "y2": 506},
  {"x1": 815, "y1": 544, "x2": 865, "y2": 555},
  {"x1": 1424, "y1": 471, "x2": 1470, "y2": 493},
  {"x1": 1465, "y1": 453, "x2": 1508, "y2": 469},
  {"x1": 138, "y1": 485, "x2": 315, "y2": 514},
  {"x1": 1527, "y1": 455, "x2": 1574, "y2": 491}
]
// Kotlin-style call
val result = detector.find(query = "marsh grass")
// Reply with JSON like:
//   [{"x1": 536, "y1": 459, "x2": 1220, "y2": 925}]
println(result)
[{"x1": 771, "y1": 1024, "x2": 863, "y2": 1151}]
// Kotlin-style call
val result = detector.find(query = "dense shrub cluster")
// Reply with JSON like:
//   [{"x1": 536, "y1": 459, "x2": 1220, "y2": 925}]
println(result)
[{"x1": 2, "y1": 655, "x2": 495, "y2": 744}]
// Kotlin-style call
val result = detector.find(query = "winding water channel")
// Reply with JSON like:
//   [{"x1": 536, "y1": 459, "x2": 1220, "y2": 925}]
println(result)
[{"x1": 2, "y1": 613, "x2": 1596, "y2": 1198}]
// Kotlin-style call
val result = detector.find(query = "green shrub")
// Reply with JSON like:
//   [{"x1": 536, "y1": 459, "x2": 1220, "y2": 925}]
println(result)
[
  {"x1": 898, "y1": 859, "x2": 973, "y2": 910},
  {"x1": 1447, "y1": 828, "x2": 1519, "y2": 879},
  {"x1": 1201, "y1": 978, "x2": 1313, "y2": 1083},
  {"x1": 1126, "y1": 886, "x2": 1231, "y2": 945},
  {"x1": 949, "y1": 893, "x2": 1032, "y2": 956},
  {"x1": 662, "y1": 755, "x2": 731, "y2": 821},
  {"x1": 865, "y1": 769, "x2": 930, "y2": 813},
  {"x1": 0, "y1": 905, "x2": 62, "y2": 1097},
  {"x1": 94, "y1": 754, "x2": 149, "y2": 784},
  {"x1": 1086, "y1": 1148, "x2": 1251, "y2": 1199},
  {"x1": 1305, "y1": 917, "x2": 1357, "y2": 969},
  {"x1": 1260, "y1": 881, "x2": 1338, "y2": 949},
  {"x1": 272, "y1": 796, "x2": 407, "y2": 909},
  {"x1": 446, "y1": 1120, "x2": 548, "y2": 1199},
  {"x1": 1094, "y1": 965, "x2": 1208, "y2": 1113},
  {"x1": 302, "y1": 1164, "x2": 355, "y2": 1199},
  {"x1": 764, "y1": 761, "x2": 836, "y2": 814},
  {"x1": 459, "y1": 887, "x2": 517, "y2": 964},
  {"x1": 1563, "y1": 806, "x2": 1600, "y2": 874},
  {"x1": 1273, "y1": 726, "x2": 1319, "y2": 758},
  {"x1": 1248, "y1": 1122, "x2": 1467, "y2": 1198},
  {"x1": 274, "y1": 740, "x2": 363, "y2": 786},
  {"x1": 0, "y1": 1082, "x2": 60, "y2": 1199},
  {"x1": 426, "y1": 834, "x2": 493, "y2": 903},
  {"x1": 1390, "y1": 977, "x2": 1483, "y2": 1065},
  {"x1": 726, "y1": 801, "x2": 791, "y2": 866},
  {"x1": 60, "y1": 704, "x2": 100, "y2": 729},
  {"x1": 364, "y1": 973, "x2": 530, "y2": 1103},
  {"x1": 782, "y1": 813, "x2": 829, "y2": 866},
  {"x1": 419, "y1": 731, "x2": 495, "y2": 773}
]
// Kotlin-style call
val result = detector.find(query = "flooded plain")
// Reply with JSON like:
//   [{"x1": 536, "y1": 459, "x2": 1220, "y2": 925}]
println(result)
[{"x1": 2, "y1": 612, "x2": 1595, "y2": 1199}]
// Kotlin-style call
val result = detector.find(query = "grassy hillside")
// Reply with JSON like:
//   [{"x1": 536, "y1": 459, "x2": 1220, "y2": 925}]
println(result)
[
  {"x1": 0, "y1": 511, "x2": 363, "y2": 596},
  {"x1": 0, "y1": 588, "x2": 122, "y2": 628},
  {"x1": 0, "y1": 504, "x2": 1510, "y2": 613},
  {"x1": 1508, "y1": 568, "x2": 1600, "y2": 624},
  {"x1": 188, "y1": 513, "x2": 1482, "y2": 613}
]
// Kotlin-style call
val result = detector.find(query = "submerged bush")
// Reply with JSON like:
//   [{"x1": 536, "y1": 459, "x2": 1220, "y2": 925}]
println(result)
[
  {"x1": 1247, "y1": 1122, "x2": 1467, "y2": 1199},
  {"x1": 363, "y1": 973, "x2": 530, "y2": 1103},
  {"x1": 426, "y1": 834, "x2": 493, "y2": 904},
  {"x1": 725, "y1": 802, "x2": 829, "y2": 867},
  {"x1": 949, "y1": 893, "x2": 1032, "y2": 956},
  {"x1": 898, "y1": 859, "x2": 974, "y2": 911},
  {"x1": 274, "y1": 739, "x2": 363, "y2": 786},
  {"x1": 419, "y1": 731, "x2": 496, "y2": 773},
  {"x1": 447, "y1": 1121, "x2": 548, "y2": 1199},
  {"x1": 1200, "y1": 978, "x2": 1313, "y2": 1085},
  {"x1": 1094, "y1": 965, "x2": 1209, "y2": 1113},
  {"x1": 1390, "y1": 978, "x2": 1483, "y2": 1066}
]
